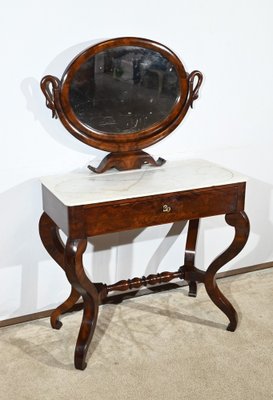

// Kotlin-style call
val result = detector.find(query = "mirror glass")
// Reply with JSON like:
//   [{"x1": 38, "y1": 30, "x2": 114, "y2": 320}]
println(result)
[{"x1": 69, "y1": 46, "x2": 180, "y2": 134}]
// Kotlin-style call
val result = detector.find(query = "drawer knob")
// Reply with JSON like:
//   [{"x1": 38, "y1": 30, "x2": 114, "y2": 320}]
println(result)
[{"x1": 162, "y1": 204, "x2": 172, "y2": 213}]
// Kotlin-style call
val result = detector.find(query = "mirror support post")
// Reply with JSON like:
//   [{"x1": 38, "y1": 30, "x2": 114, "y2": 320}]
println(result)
[{"x1": 88, "y1": 150, "x2": 166, "y2": 174}]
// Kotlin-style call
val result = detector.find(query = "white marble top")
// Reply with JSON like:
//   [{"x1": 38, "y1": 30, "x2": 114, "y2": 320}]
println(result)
[{"x1": 41, "y1": 159, "x2": 246, "y2": 207}]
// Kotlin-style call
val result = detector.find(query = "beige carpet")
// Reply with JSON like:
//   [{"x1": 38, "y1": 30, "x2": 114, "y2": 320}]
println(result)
[{"x1": 1, "y1": 268, "x2": 273, "y2": 400}]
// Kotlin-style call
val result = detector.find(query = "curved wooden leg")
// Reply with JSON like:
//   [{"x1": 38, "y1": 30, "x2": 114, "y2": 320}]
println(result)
[
  {"x1": 65, "y1": 238, "x2": 100, "y2": 370},
  {"x1": 204, "y1": 211, "x2": 250, "y2": 331},
  {"x1": 184, "y1": 219, "x2": 200, "y2": 297},
  {"x1": 39, "y1": 212, "x2": 81, "y2": 328}
]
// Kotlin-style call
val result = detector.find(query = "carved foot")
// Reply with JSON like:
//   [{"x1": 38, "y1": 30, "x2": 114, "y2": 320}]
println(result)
[
  {"x1": 50, "y1": 287, "x2": 81, "y2": 330},
  {"x1": 51, "y1": 317, "x2": 62, "y2": 330},
  {"x1": 204, "y1": 212, "x2": 249, "y2": 331}
]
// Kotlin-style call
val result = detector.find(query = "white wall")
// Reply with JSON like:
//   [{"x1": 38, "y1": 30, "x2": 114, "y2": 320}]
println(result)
[{"x1": 1, "y1": 0, "x2": 273, "y2": 320}]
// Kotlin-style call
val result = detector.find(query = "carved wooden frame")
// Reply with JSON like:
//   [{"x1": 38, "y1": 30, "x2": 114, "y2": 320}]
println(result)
[{"x1": 41, "y1": 37, "x2": 203, "y2": 172}]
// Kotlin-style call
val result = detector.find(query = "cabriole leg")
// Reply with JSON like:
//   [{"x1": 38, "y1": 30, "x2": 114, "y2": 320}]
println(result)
[{"x1": 204, "y1": 211, "x2": 250, "y2": 331}]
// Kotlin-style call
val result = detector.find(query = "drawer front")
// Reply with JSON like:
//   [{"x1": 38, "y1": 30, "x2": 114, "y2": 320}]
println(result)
[{"x1": 83, "y1": 184, "x2": 243, "y2": 236}]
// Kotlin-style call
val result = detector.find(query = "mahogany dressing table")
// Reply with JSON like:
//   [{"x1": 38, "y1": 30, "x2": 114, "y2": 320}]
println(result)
[{"x1": 39, "y1": 37, "x2": 249, "y2": 370}]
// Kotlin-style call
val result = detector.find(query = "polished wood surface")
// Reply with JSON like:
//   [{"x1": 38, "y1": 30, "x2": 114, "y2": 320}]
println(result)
[
  {"x1": 39, "y1": 180, "x2": 249, "y2": 370},
  {"x1": 87, "y1": 150, "x2": 166, "y2": 174}
]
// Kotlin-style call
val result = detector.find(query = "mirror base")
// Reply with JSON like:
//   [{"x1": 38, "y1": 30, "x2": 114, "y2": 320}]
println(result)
[{"x1": 88, "y1": 151, "x2": 166, "y2": 174}]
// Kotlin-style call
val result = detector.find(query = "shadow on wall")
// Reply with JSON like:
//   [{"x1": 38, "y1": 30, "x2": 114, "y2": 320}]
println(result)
[
  {"x1": 20, "y1": 38, "x2": 108, "y2": 161},
  {"x1": 114, "y1": 221, "x2": 188, "y2": 282},
  {"x1": 0, "y1": 179, "x2": 44, "y2": 319}
]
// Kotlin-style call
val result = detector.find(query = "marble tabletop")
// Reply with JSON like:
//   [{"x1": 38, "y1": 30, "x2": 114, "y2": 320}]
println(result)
[{"x1": 41, "y1": 159, "x2": 246, "y2": 207}]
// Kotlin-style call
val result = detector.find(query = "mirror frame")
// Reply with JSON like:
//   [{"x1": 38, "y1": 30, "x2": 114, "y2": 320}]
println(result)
[{"x1": 41, "y1": 37, "x2": 202, "y2": 173}]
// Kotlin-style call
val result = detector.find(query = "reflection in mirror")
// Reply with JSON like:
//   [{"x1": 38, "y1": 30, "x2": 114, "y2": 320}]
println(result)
[{"x1": 69, "y1": 46, "x2": 180, "y2": 133}]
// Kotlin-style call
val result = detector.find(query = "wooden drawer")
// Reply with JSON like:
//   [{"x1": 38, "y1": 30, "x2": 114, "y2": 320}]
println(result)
[{"x1": 83, "y1": 183, "x2": 243, "y2": 236}]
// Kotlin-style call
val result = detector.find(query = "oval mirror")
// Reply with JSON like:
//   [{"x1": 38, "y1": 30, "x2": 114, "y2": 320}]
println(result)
[
  {"x1": 69, "y1": 46, "x2": 180, "y2": 134},
  {"x1": 41, "y1": 37, "x2": 202, "y2": 173}
]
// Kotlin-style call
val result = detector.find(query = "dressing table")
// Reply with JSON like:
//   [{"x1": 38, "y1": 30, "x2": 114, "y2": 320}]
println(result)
[{"x1": 39, "y1": 37, "x2": 250, "y2": 370}]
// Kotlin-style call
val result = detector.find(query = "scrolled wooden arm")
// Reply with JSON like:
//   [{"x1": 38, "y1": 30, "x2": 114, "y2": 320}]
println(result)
[
  {"x1": 40, "y1": 75, "x2": 61, "y2": 118},
  {"x1": 188, "y1": 70, "x2": 203, "y2": 108}
]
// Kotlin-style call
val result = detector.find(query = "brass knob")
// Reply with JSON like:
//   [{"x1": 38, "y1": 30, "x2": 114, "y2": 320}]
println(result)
[{"x1": 162, "y1": 204, "x2": 172, "y2": 213}]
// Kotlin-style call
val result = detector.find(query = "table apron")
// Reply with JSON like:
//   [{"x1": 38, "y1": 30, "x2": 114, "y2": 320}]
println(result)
[{"x1": 82, "y1": 184, "x2": 243, "y2": 236}]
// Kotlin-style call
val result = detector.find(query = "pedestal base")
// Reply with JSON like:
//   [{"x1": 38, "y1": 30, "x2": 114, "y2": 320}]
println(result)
[{"x1": 88, "y1": 150, "x2": 166, "y2": 174}]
